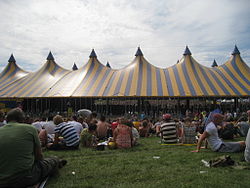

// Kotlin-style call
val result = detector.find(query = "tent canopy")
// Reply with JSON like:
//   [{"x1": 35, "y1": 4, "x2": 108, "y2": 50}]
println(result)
[{"x1": 0, "y1": 46, "x2": 249, "y2": 98}]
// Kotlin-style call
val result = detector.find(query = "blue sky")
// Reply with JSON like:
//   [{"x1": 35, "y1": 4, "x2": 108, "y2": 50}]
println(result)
[{"x1": 0, "y1": 0, "x2": 249, "y2": 72}]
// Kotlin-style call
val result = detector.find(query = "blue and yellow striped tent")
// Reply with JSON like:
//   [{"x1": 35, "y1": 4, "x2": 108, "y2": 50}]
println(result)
[
  {"x1": 0, "y1": 54, "x2": 29, "y2": 94},
  {"x1": 0, "y1": 52, "x2": 69, "y2": 98},
  {"x1": 0, "y1": 46, "x2": 249, "y2": 98}
]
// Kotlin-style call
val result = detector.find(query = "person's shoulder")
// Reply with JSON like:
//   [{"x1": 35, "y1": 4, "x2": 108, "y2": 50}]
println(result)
[{"x1": 17, "y1": 123, "x2": 38, "y2": 132}]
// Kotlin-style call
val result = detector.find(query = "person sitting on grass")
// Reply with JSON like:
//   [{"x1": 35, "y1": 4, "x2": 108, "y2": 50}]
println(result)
[
  {"x1": 160, "y1": 114, "x2": 178, "y2": 144},
  {"x1": 181, "y1": 117, "x2": 197, "y2": 144},
  {"x1": 47, "y1": 115, "x2": 79, "y2": 150},
  {"x1": 244, "y1": 120, "x2": 250, "y2": 162},
  {"x1": 0, "y1": 108, "x2": 67, "y2": 188},
  {"x1": 124, "y1": 120, "x2": 140, "y2": 146},
  {"x1": 96, "y1": 115, "x2": 111, "y2": 140},
  {"x1": 113, "y1": 118, "x2": 133, "y2": 149},
  {"x1": 80, "y1": 123, "x2": 98, "y2": 148},
  {"x1": 236, "y1": 115, "x2": 250, "y2": 137},
  {"x1": 194, "y1": 113, "x2": 245, "y2": 153},
  {"x1": 139, "y1": 119, "x2": 150, "y2": 137}
]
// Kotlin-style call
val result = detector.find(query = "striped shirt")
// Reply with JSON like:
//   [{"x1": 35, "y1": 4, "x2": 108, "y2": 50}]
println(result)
[
  {"x1": 161, "y1": 121, "x2": 177, "y2": 143},
  {"x1": 54, "y1": 122, "x2": 79, "y2": 147}
]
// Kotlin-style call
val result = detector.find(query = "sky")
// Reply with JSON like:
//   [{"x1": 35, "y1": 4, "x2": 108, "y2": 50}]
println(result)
[{"x1": 0, "y1": 0, "x2": 249, "y2": 72}]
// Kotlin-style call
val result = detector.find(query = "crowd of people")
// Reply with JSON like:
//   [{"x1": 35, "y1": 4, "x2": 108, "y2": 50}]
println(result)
[{"x1": 0, "y1": 108, "x2": 250, "y2": 187}]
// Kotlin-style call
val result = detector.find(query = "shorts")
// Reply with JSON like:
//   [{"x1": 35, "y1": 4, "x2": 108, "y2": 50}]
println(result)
[{"x1": 217, "y1": 142, "x2": 242, "y2": 153}]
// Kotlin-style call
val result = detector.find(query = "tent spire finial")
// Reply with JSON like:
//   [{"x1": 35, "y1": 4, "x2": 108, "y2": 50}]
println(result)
[
  {"x1": 89, "y1": 49, "x2": 97, "y2": 58},
  {"x1": 106, "y1": 61, "x2": 111, "y2": 68},
  {"x1": 232, "y1": 45, "x2": 240, "y2": 55},
  {"x1": 47, "y1": 51, "x2": 54, "y2": 61},
  {"x1": 211, "y1": 59, "x2": 218, "y2": 67},
  {"x1": 8, "y1": 54, "x2": 16, "y2": 63},
  {"x1": 135, "y1": 47, "x2": 143, "y2": 56},
  {"x1": 183, "y1": 46, "x2": 192, "y2": 56},
  {"x1": 72, "y1": 63, "x2": 78, "y2": 70}
]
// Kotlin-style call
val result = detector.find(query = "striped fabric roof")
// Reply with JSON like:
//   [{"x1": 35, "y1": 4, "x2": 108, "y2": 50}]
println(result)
[
  {"x1": 0, "y1": 47, "x2": 249, "y2": 98},
  {"x1": 0, "y1": 53, "x2": 69, "y2": 97},
  {"x1": 0, "y1": 54, "x2": 29, "y2": 94}
]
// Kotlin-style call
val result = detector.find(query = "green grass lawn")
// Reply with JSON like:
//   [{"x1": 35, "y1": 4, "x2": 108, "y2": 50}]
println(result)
[{"x1": 44, "y1": 137, "x2": 249, "y2": 188}]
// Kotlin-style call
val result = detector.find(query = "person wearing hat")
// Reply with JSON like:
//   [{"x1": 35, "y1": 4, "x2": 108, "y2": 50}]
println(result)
[
  {"x1": 160, "y1": 114, "x2": 178, "y2": 144},
  {"x1": 193, "y1": 113, "x2": 245, "y2": 153}
]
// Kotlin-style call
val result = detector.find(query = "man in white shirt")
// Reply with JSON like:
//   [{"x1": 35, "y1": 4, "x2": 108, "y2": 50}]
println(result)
[
  {"x1": 69, "y1": 115, "x2": 83, "y2": 136},
  {"x1": 194, "y1": 113, "x2": 245, "y2": 153},
  {"x1": 245, "y1": 127, "x2": 250, "y2": 162}
]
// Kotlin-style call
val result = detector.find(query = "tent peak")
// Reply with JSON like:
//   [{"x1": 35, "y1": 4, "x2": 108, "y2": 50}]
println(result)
[
  {"x1": 135, "y1": 47, "x2": 143, "y2": 56},
  {"x1": 212, "y1": 59, "x2": 218, "y2": 67},
  {"x1": 8, "y1": 54, "x2": 16, "y2": 63},
  {"x1": 183, "y1": 46, "x2": 192, "y2": 56},
  {"x1": 47, "y1": 51, "x2": 54, "y2": 61},
  {"x1": 72, "y1": 63, "x2": 78, "y2": 70},
  {"x1": 106, "y1": 61, "x2": 111, "y2": 68},
  {"x1": 89, "y1": 49, "x2": 97, "y2": 58},
  {"x1": 232, "y1": 45, "x2": 240, "y2": 55}
]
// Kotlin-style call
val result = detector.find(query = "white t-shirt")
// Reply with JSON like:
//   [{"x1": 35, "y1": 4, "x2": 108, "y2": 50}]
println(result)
[
  {"x1": 245, "y1": 128, "x2": 250, "y2": 162},
  {"x1": 205, "y1": 122, "x2": 223, "y2": 151},
  {"x1": 69, "y1": 121, "x2": 83, "y2": 135},
  {"x1": 32, "y1": 121, "x2": 43, "y2": 132},
  {"x1": 43, "y1": 121, "x2": 56, "y2": 134}
]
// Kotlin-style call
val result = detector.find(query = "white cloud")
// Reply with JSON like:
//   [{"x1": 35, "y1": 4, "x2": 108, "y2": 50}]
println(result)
[{"x1": 0, "y1": 0, "x2": 249, "y2": 72}]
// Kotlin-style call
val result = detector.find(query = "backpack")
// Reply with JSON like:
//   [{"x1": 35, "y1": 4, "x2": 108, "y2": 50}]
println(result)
[{"x1": 209, "y1": 155, "x2": 235, "y2": 167}]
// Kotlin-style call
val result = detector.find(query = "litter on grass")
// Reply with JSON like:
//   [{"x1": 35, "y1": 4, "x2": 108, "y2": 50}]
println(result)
[
  {"x1": 153, "y1": 156, "x2": 160, "y2": 159},
  {"x1": 199, "y1": 171, "x2": 208, "y2": 174}
]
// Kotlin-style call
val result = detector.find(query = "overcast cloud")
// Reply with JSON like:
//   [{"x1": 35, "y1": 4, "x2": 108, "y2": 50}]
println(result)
[{"x1": 0, "y1": 0, "x2": 249, "y2": 71}]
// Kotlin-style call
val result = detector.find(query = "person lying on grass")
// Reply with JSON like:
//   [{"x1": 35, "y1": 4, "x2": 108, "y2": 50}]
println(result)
[
  {"x1": 80, "y1": 123, "x2": 98, "y2": 148},
  {"x1": 193, "y1": 113, "x2": 245, "y2": 153},
  {"x1": 0, "y1": 108, "x2": 67, "y2": 188}
]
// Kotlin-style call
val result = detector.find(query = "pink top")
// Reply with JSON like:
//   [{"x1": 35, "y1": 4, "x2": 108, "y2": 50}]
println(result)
[{"x1": 114, "y1": 124, "x2": 132, "y2": 149}]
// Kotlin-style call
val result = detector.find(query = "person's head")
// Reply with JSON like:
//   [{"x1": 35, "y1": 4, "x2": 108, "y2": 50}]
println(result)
[
  {"x1": 118, "y1": 117, "x2": 126, "y2": 124},
  {"x1": 247, "y1": 110, "x2": 250, "y2": 119},
  {"x1": 212, "y1": 113, "x2": 224, "y2": 126},
  {"x1": 77, "y1": 116, "x2": 84, "y2": 124},
  {"x1": 184, "y1": 117, "x2": 191, "y2": 126},
  {"x1": 90, "y1": 119, "x2": 98, "y2": 125},
  {"x1": 72, "y1": 115, "x2": 78, "y2": 121},
  {"x1": 239, "y1": 116, "x2": 248, "y2": 122},
  {"x1": 6, "y1": 108, "x2": 25, "y2": 123},
  {"x1": 124, "y1": 120, "x2": 134, "y2": 128},
  {"x1": 225, "y1": 115, "x2": 233, "y2": 122},
  {"x1": 53, "y1": 115, "x2": 63, "y2": 125},
  {"x1": 100, "y1": 115, "x2": 106, "y2": 122},
  {"x1": 91, "y1": 112, "x2": 97, "y2": 118},
  {"x1": 162, "y1": 113, "x2": 171, "y2": 122},
  {"x1": 88, "y1": 123, "x2": 97, "y2": 132},
  {"x1": 48, "y1": 115, "x2": 53, "y2": 121},
  {"x1": 142, "y1": 121, "x2": 148, "y2": 127}
]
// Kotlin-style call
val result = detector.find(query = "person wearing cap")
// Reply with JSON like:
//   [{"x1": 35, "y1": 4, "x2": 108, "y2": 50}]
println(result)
[
  {"x1": 194, "y1": 113, "x2": 245, "y2": 153},
  {"x1": 160, "y1": 114, "x2": 178, "y2": 144}
]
